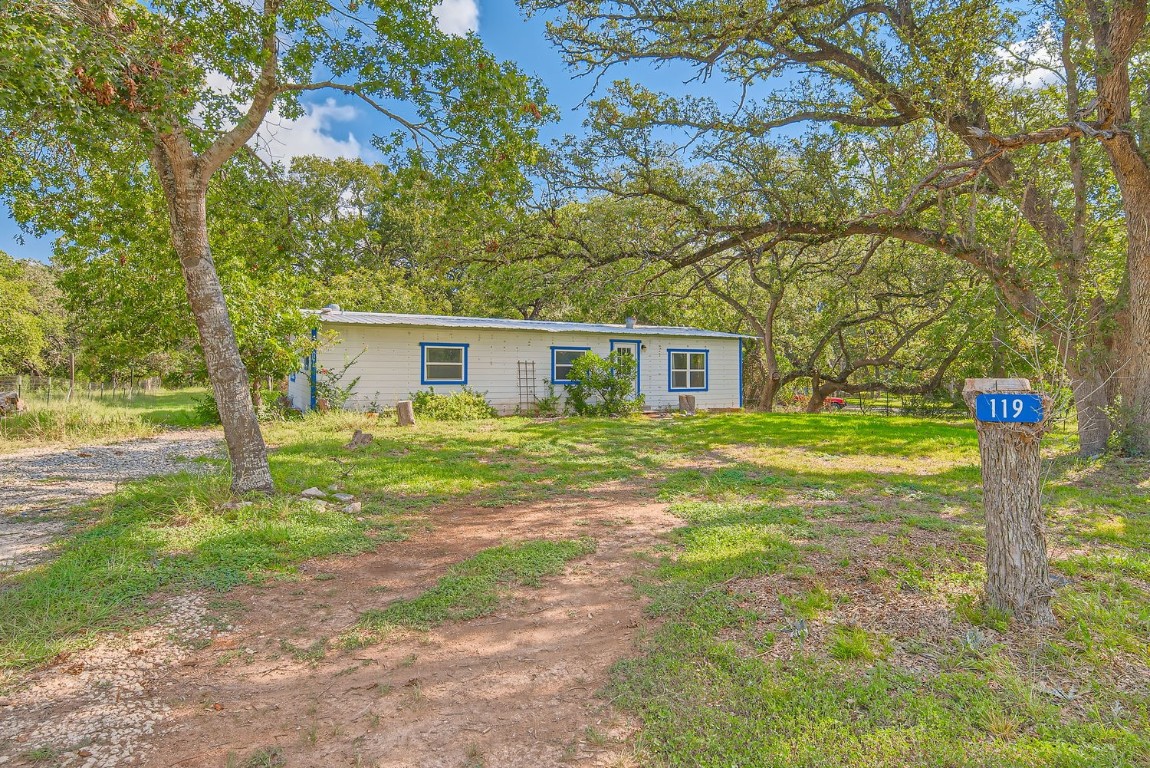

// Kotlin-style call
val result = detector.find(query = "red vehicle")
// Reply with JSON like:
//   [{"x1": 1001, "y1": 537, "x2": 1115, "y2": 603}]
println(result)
[{"x1": 792, "y1": 394, "x2": 846, "y2": 411}]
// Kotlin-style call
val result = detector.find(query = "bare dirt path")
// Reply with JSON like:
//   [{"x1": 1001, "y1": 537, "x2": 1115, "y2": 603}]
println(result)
[
  {"x1": 0, "y1": 486, "x2": 678, "y2": 768},
  {"x1": 0, "y1": 430, "x2": 224, "y2": 574}
]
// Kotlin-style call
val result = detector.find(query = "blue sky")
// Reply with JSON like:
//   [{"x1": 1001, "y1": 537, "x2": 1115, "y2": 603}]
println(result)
[{"x1": 2, "y1": 0, "x2": 721, "y2": 264}]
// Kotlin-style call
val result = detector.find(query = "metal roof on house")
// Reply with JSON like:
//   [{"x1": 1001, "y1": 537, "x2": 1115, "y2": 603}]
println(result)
[{"x1": 305, "y1": 309, "x2": 753, "y2": 339}]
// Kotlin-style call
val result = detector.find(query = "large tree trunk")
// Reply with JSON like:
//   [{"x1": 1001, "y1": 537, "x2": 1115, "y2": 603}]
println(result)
[
  {"x1": 1088, "y1": 1, "x2": 1150, "y2": 451},
  {"x1": 805, "y1": 373, "x2": 826, "y2": 412},
  {"x1": 1067, "y1": 364, "x2": 1112, "y2": 457},
  {"x1": 153, "y1": 142, "x2": 274, "y2": 494},
  {"x1": 757, "y1": 337, "x2": 780, "y2": 411},
  {"x1": 1114, "y1": 200, "x2": 1150, "y2": 452},
  {"x1": 757, "y1": 297, "x2": 782, "y2": 411},
  {"x1": 758, "y1": 371, "x2": 778, "y2": 411},
  {"x1": 963, "y1": 380, "x2": 1055, "y2": 626}
]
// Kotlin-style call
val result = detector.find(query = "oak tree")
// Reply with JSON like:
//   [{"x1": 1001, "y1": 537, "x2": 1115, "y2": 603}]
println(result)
[
  {"x1": 1, "y1": 0, "x2": 548, "y2": 491},
  {"x1": 530, "y1": 0, "x2": 1140, "y2": 455}
]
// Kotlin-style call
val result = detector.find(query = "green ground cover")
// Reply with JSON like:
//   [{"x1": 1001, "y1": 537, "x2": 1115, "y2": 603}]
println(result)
[
  {"x1": 1, "y1": 405, "x2": 1145, "y2": 765},
  {"x1": 355, "y1": 537, "x2": 596, "y2": 633}
]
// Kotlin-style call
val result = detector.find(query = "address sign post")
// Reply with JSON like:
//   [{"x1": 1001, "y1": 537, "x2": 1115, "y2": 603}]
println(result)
[{"x1": 962, "y1": 378, "x2": 1055, "y2": 626}]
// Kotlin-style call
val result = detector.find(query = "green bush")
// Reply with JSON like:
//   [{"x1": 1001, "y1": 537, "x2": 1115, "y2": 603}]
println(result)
[
  {"x1": 565, "y1": 350, "x2": 644, "y2": 417},
  {"x1": 193, "y1": 391, "x2": 300, "y2": 423},
  {"x1": 192, "y1": 393, "x2": 221, "y2": 424},
  {"x1": 410, "y1": 387, "x2": 497, "y2": 420},
  {"x1": 526, "y1": 380, "x2": 562, "y2": 417},
  {"x1": 314, "y1": 352, "x2": 362, "y2": 410}
]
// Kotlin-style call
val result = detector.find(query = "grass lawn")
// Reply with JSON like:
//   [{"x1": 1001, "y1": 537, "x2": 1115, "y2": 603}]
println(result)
[
  {"x1": 0, "y1": 388, "x2": 214, "y2": 451},
  {"x1": 1, "y1": 408, "x2": 1146, "y2": 765}
]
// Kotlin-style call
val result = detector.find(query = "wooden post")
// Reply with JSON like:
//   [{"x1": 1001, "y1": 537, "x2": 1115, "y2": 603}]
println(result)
[
  {"x1": 396, "y1": 400, "x2": 416, "y2": 427},
  {"x1": 963, "y1": 378, "x2": 1055, "y2": 626}
]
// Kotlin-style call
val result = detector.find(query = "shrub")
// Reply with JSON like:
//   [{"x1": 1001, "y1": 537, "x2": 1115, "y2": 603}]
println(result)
[
  {"x1": 314, "y1": 352, "x2": 363, "y2": 410},
  {"x1": 193, "y1": 390, "x2": 299, "y2": 424},
  {"x1": 1106, "y1": 396, "x2": 1150, "y2": 456},
  {"x1": 565, "y1": 350, "x2": 644, "y2": 417},
  {"x1": 528, "y1": 380, "x2": 562, "y2": 417},
  {"x1": 193, "y1": 393, "x2": 221, "y2": 424},
  {"x1": 410, "y1": 387, "x2": 497, "y2": 420}
]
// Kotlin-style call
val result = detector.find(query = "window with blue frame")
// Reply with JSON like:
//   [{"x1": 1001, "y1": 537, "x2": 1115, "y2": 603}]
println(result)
[
  {"x1": 551, "y1": 346, "x2": 591, "y2": 384},
  {"x1": 420, "y1": 342, "x2": 468, "y2": 384},
  {"x1": 668, "y1": 349, "x2": 708, "y2": 391}
]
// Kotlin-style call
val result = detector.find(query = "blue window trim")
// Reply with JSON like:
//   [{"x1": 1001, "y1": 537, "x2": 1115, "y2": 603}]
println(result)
[
  {"x1": 550, "y1": 346, "x2": 592, "y2": 385},
  {"x1": 420, "y1": 342, "x2": 469, "y2": 386},
  {"x1": 667, "y1": 348, "x2": 709, "y2": 392},
  {"x1": 309, "y1": 327, "x2": 318, "y2": 410},
  {"x1": 609, "y1": 339, "x2": 642, "y2": 395}
]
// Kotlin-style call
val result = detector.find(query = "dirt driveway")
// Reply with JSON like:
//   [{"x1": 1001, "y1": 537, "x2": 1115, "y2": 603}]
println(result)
[{"x1": 0, "y1": 487, "x2": 677, "y2": 768}]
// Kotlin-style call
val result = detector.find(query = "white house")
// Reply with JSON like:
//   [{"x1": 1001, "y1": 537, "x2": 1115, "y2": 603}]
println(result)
[{"x1": 287, "y1": 308, "x2": 748, "y2": 414}]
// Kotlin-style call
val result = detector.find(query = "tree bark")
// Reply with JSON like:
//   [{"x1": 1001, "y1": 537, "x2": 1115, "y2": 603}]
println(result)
[
  {"x1": 805, "y1": 372, "x2": 826, "y2": 412},
  {"x1": 758, "y1": 373, "x2": 779, "y2": 411},
  {"x1": 152, "y1": 142, "x2": 273, "y2": 494},
  {"x1": 1084, "y1": 0, "x2": 1150, "y2": 450},
  {"x1": 1067, "y1": 365, "x2": 1112, "y2": 457},
  {"x1": 1110, "y1": 197, "x2": 1150, "y2": 451},
  {"x1": 397, "y1": 399, "x2": 416, "y2": 427},
  {"x1": 963, "y1": 379, "x2": 1055, "y2": 626}
]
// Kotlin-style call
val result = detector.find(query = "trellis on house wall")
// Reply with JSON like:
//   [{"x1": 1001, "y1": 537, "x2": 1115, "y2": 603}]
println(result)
[{"x1": 517, "y1": 360, "x2": 537, "y2": 412}]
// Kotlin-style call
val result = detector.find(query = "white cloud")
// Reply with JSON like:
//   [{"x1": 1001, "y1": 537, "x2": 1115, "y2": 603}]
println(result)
[
  {"x1": 253, "y1": 99, "x2": 368, "y2": 164},
  {"x1": 995, "y1": 24, "x2": 1062, "y2": 91},
  {"x1": 433, "y1": 0, "x2": 479, "y2": 35}
]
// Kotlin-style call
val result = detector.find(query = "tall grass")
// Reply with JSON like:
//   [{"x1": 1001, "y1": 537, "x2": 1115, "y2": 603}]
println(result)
[{"x1": 0, "y1": 389, "x2": 212, "y2": 451}]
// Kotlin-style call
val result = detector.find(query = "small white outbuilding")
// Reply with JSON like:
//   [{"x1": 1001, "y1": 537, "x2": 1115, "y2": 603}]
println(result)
[{"x1": 287, "y1": 307, "x2": 747, "y2": 414}]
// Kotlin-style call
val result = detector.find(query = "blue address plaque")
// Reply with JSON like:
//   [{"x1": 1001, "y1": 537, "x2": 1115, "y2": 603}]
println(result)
[{"x1": 975, "y1": 393, "x2": 1044, "y2": 424}]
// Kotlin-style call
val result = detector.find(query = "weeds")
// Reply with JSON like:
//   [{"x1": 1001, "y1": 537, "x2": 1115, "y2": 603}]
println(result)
[{"x1": 827, "y1": 625, "x2": 889, "y2": 661}]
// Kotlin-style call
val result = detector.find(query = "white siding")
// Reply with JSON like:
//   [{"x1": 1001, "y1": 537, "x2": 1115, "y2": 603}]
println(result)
[
  {"x1": 294, "y1": 324, "x2": 742, "y2": 414},
  {"x1": 286, "y1": 359, "x2": 311, "y2": 411}
]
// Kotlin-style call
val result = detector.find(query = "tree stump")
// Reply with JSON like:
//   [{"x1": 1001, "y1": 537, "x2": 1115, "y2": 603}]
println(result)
[
  {"x1": 678, "y1": 394, "x2": 696, "y2": 415},
  {"x1": 396, "y1": 400, "x2": 416, "y2": 427},
  {"x1": 344, "y1": 429, "x2": 374, "y2": 450},
  {"x1": 963, "y1": 378, "x2": 1055, "y2": 626}
]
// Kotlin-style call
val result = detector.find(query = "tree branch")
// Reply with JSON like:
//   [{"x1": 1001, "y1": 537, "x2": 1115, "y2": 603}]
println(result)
[{"x1": 199, "y1": 0, "x2": 282, "y2": 177}]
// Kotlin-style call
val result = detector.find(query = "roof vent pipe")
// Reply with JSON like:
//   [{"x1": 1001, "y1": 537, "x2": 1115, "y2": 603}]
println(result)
[{"x1": 625, "y1": 316, "x2": 636, "y2": 329}]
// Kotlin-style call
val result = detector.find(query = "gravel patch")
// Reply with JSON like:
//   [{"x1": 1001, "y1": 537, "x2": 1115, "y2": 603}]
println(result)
[
  {"x1": 0, "y1": 593, "x2": 217, "y2": 768},
  {"x1": 0, "y1": 430, "x2": 224, "y2": 575}
]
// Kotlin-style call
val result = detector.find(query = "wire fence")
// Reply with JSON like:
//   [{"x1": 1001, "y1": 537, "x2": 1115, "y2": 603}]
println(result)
[{"x1": 0, "y1": 374, "x2": 163, "y2": 404}]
